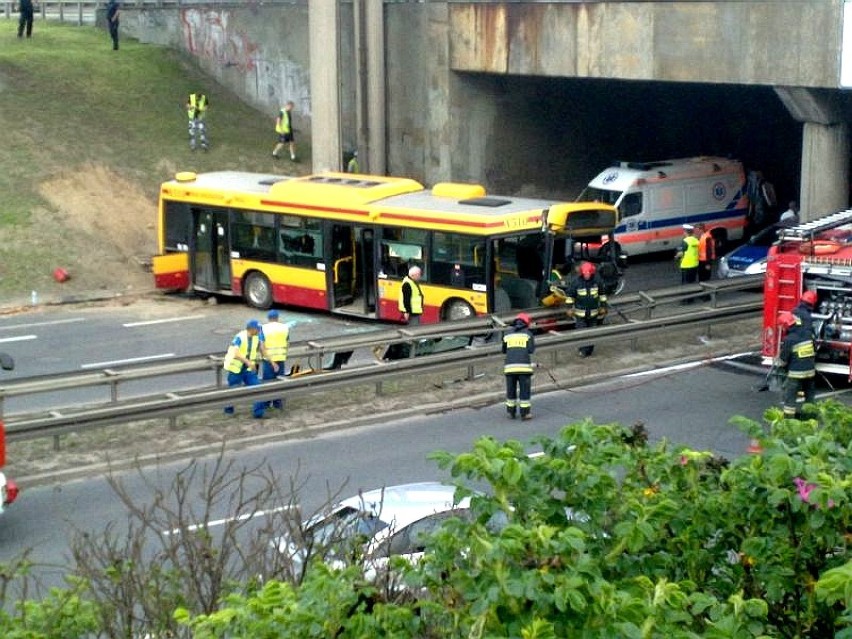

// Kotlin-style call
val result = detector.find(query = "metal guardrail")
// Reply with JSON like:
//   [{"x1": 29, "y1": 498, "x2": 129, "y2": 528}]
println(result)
[
  {"x1": 3, "y1": 301, "x2": 761, "y2": 444},
  {"x1": 0, "y1": 276, "x2": 764, "y2": 444}
]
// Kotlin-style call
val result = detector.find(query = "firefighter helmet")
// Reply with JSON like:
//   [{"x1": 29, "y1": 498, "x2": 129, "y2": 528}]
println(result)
[
  {"x1": 515, "y1": 312, "x2": 532, "y2": 327},
  {"x1": 801, "y1": 290, "x2": 818, "y2": 308},
  {"x1": 777, "y1": 311, "x2": 798, "y2": 330},
  {"x1": 579, "y1": 261, "x2": 596, "y2": 278}
]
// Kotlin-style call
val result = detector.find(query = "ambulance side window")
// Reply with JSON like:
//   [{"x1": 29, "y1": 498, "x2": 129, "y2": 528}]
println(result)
[{"x1": 621, "y1": 193, "x2": 642, "y2": 218}]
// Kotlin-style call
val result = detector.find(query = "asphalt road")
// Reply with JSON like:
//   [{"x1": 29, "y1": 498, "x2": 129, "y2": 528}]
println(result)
[{"x1": 0, "y1": 356, "x2": 811, "y2": 580}]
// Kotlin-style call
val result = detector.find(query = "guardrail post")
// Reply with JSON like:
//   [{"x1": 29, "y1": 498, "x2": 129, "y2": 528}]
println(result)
[
  {"x1": 78, "y1": 1, "x2": 83, "y2": 26},
  {"x1": 465, "y1": 363, "x2": 475, "y2": 381},
  {"x1": 376, "y1": 380, "x2": 384, "y2": 396},
  {"x1": 59, "y1": 1, "x2": 64, "y2": 21},
  {"x1": 104, "y1": 369, "x2": 119, "y2": 403},
  {"x1": 53, "y1": 434, "x2": 61, "y2": 451}
]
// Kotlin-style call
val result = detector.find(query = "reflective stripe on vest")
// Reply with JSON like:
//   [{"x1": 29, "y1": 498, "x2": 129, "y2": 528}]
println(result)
[
  {"x1": 503, "y1": 333, "x2": 533, "y2": 374},
  {"x1": 398, "y1": 276, "x2": 423, "y2": 314},
  {"x1": 263, "y1": 322, "x2": 289, "y2": 361},
  {"x1": 275, "y1": 108, "x2": 291, "y2": 134},
  {"x1": 680, "y1": 236, "x2": 699, "y2": 269},
  {"x1": 223, "y1": 330, "x2": 259, "y2": 374}
]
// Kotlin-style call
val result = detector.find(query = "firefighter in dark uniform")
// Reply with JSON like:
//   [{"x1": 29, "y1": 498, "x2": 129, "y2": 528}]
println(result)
[
  {"x1": 777, "y1": 311, "x2": 816, "y2": 418},
  {"x1": 502, "y1": 312, "x2": 535, "y2": 420},
  {"x1": 565, "y1": 261, "x2": 608, "y2": 357}
]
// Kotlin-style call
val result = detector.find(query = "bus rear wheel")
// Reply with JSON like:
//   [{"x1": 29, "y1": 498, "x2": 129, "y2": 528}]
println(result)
[
  {"x1": 244, "y1": 272, "x2": 273, "y2": 309},
  {"x1": 442, "y1": 299, "x2": 475, "y2": 322}
]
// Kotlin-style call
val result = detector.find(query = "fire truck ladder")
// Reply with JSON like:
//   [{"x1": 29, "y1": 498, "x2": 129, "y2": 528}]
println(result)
[{"x1": 778, "y1": 208, "x2": 852, "y2": 242}]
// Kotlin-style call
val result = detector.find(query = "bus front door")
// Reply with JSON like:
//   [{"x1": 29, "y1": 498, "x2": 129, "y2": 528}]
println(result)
[{"x1": 192, "y1": 208, "x2": 231, "y2": 293}]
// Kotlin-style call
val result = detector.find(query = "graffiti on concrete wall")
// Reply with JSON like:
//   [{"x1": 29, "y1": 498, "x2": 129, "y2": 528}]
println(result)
[{"x1": 180, "y1": 9, "x2": 258, "y2": 72}]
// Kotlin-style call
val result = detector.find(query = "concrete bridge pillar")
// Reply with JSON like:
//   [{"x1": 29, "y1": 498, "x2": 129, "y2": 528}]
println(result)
[
  {"x1": 775, "y1": 87, "x2": 850, "y2": 219},
  {"x1": 309, "y1": 0, "x2": 342, "y2": 172}
]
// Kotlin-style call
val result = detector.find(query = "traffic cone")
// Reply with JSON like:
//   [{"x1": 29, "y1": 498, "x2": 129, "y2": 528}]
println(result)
[{"x1": 746, "y1": 438, "x2": 764, "y2": 455}]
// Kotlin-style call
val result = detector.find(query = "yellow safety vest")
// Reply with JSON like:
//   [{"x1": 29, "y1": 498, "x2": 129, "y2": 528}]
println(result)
[
  {"x1": 275, "y1": 108, "x2": 292, "y2": 134},
  {"x1": 188, "y1": 93, "x2": 207, "y2": 120},
  {"x1": 223, "y1": 330, "x2": 259, "y2": 374},
  {"x1": 398, "y1": 276, "x2": 423, "y2": 314},
  {"x1": 680, "y1": 236, "x2": 700, "y2": 269},
  {"x1": 263, "y1": 322, "x2": 289, "y2": 362}
]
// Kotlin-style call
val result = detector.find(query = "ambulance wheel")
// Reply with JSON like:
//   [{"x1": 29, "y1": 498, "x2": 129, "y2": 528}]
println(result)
[
  {"x1": 244, "y1": 272, "x2": 273, "y2": 309},
  {"x1": 442, "y1": 299, "x2": 475, "y2": 321}
]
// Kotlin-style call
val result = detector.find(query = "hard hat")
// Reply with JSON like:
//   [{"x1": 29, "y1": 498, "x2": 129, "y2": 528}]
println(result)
[
  {"x1": 268, "y1": 309, "x2": 280, "y2": 320},
  {"x1": 515, "y1": 312, "x2": 532, "y2": 327},
  {"x1": 777, "y1": 311, "x2": 798, "y2": 330},
  {"x1": 801, "y1": 290, "x2": 818, "y2": 307},
  {"x1": 246, "y1": 319, "x2": 262, "y2": 331},
  {"x1": 579, "y1": 261, "x2": 596, "y2": 278}
]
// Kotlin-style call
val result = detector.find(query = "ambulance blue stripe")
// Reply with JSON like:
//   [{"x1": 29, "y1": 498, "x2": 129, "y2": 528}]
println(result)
[{"x1": 614, "y1": 207, "x2": 748, "y2": 234}]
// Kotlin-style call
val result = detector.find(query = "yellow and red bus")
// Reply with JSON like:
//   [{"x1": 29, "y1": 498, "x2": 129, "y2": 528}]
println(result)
[{"x1": 152, "y1": 171, "x2": 618, "y2": 323}]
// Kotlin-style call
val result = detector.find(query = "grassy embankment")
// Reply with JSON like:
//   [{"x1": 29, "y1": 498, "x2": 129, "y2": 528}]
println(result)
[{"x1": 0, "y1": 22, "x2": 307, "y2": 301}]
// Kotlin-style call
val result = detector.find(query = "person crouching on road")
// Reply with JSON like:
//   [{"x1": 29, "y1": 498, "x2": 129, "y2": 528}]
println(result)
[
  {"x1": 223, "y1": 319, "x2": 277, "y2": 419},
  {"x1": 503, "y1": 313, "x2": 535, "y2": 421},
  {"x1": 777, "y1": 311, "x2": 816, "y2": 418},
  {"x1": 565, "y1": 261, "x2": 607, "y2": 358},
  {"x1": 261, "y1": 309, "x2": 289, "y2": 411}
]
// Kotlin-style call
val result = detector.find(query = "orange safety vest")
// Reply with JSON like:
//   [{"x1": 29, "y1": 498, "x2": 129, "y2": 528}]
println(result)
[{"x1": 698, "y1": 232, "x2": 715, "y2": 262}]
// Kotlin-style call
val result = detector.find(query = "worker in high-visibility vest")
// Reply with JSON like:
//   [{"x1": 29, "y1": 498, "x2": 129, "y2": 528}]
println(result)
[
  {"x1": 777, "y1": 311, "x2": 816, "y2": 418},
  {"x1": 261, "y1": 310, "x2": 289, "y2": 410},
  {"x1": 398, "y1": 265, "x2": 424, "y2": 325},
  {"x1": 696, "y1": 223, "x2": 716, "y2": 283},
  {"x1": 223, "y1": 319, "x2": 277, "y2": 419},
  {"x1": 502, "y1": 313, "x2": 535, "y2": 420},
  {"x1": 565, "y1": 261, "x2": 607, "y2": 358},
  {"x1": 186, "y1": 92, "x2": 209, "y2": 151},
  {"x1": 272, "y1": 101, "x2": 296, "y2": 161},
  {"x1": 675, "y1": 224, "x2": 700, "y2": 286}
]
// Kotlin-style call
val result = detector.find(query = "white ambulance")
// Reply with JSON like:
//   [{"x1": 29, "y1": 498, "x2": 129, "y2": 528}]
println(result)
[{"x1": 577, "y1": 156, "x2": 749, "y2": 256}]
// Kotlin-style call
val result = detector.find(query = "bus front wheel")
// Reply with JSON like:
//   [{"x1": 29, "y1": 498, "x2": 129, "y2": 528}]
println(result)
[
  {"x1": 442, "y1": 299, "x2": 475, "y2": 322},
  {"x1": 244, "y1": 272, "x2": 273, "y2": 309}
]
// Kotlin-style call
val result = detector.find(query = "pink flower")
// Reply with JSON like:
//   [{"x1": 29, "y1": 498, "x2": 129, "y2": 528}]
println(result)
[
  {"x1": 793, "y1": 477, "x2": 835, "y2": 508},
  {"x1": 679, "y1": 455, "x2": 689, "y2": 466}
]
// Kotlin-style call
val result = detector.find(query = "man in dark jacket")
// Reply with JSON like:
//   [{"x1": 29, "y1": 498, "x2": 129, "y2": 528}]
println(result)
[
  {"x1": 565, "y1": 261, "x2": 608, "y2": 357},
  {"x1": 17, "y1": 0, "x2": 34, "y2": 38},
  {"x1": 778, "y1": 311, "x2": 816, "y2": 418},
  {"x1": 502, "y1": 313, "x2": 535, "y2": 420},
  {"x1": 106, "y1": 0, "x2": 120, "y2": 50}
]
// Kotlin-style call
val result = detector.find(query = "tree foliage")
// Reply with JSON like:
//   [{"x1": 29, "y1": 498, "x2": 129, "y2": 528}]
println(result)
[{"x1": 0, "y1": 403, "x2": 849, "y2": 638}]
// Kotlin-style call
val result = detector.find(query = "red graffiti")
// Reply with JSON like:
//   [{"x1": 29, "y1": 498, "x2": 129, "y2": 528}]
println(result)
[{"x1": 180, "y1": 9, "x2": 258, "y2": 72}]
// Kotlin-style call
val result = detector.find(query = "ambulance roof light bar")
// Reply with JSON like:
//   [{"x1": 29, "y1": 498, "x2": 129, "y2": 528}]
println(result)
[{"x1": 777, "y1": 208, "x2": 852, "y2": 241}]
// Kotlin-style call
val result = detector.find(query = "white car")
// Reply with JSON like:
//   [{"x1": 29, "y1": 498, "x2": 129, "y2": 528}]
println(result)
[{"x1": 276, "y1": 482, "x2": 476, "y2": 574}]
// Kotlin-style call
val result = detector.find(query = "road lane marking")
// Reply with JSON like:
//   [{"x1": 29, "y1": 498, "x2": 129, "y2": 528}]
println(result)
[
  {"x1": 0, "y1": 318, "x2": 86, "y2": 330},
  {"x1": 164, "y1": 505, "x2": 295, "y2": 535},
  {"x1": 81, "y1": 353, "x2": 176, "y2": 369},
  {"x1": 0, "y1": 335, "x2": 37, "y2": 343},
  {"x1": 123, "y1": 315, "x2": 206, "y2": 327}
]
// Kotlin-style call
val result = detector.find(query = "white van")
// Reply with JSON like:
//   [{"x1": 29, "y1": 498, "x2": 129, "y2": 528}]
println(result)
[{"x1": 577, "y1": 157, "x2": 749, "y2": 256}]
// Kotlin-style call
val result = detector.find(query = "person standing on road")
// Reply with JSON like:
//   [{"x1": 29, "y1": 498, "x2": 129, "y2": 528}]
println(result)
[
  {"x1": 675, "y1": 224, "x2": 700, "y2": 287},
  {"x1": 223, "y1": 319, "x2": 276, "y2": 419},
  {"x1": 261, "y1": 310, "x2": 289, "y2": 411},
  {"x1": 399, "y1": 265, "x2": 424, "y2": 325},
  {"x1": 696, "y1": 223, "x2": 716, "y2": 283},
  {"x1": 17, "y1": 0, "x2": 33, "y2": 38},
  {"x1": 347, "y1": 151, "x2": 360, "y2": 173},
  {"x1": 106, "y1": 0, "x2": 120, "y2": 50},
  {"x1": 565, "y1": 261, "x2": 607, "y2": 358},
  {"x1": 777, "y1": 311, "x2": 816, "y2": 418},
  {"x1": 503, "y1": 312, "x2": 536, "y2": 420},
  {"x1": 272, "y1": 101, "x2": 296, "y2": 161},
  {"x1": 186, "y1": 92, "x2": 210, "y2": 151},
  {"x1": 792, "y1": 289, "x2": 817, "y2": 336}
]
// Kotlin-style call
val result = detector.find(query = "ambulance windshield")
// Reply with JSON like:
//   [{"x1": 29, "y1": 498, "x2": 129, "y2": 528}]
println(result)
[{"x1": 577, "y1": 186, "x2": 621, "y2": 206}]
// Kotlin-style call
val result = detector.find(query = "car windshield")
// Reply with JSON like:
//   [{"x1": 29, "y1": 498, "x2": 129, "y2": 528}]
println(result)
[
  {"x1": 306, "y1": 506, "x2": 390, "y2": 548},
  {"x1": 577, "y1": 186, "x2": 621, "y2": 206}
]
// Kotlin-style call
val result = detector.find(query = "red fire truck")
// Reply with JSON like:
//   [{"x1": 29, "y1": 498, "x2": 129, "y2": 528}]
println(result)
[{"x1": 763, "y1": 209, "x2": 852, "y2": 378}]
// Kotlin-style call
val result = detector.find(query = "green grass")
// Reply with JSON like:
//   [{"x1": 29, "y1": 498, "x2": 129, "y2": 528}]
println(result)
[{"x1": 0, "y1": 22, "x2": 308, "y2": 298}]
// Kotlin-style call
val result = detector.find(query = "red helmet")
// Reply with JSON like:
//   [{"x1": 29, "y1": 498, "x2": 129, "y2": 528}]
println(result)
[
  {"x1": 801, "y1": 290, "x2": 818, "y2": 308},
  {"x1": 579, "y1": 261, "x2": 596, "y2": 278},
  {"x1": 515, "y1": 312, "x2": 532, "y2": 327},
  {"x1": 777, "y1": 311, "x2": 798, "y2": 330}
]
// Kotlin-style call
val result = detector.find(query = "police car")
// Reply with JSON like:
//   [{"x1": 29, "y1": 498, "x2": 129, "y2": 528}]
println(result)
[{"x1": 717, "y1": 224, "x2": 782, "y2": 278}]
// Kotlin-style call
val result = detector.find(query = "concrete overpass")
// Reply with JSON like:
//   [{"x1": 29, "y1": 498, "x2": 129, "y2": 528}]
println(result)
[{"x1": 123, "y1": 0, "x2": 852, "y2": 218}]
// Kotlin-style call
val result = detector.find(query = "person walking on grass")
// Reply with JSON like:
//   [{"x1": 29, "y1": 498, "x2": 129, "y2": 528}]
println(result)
[
  {"x1": 186, "y1": 92, "x2": 210, "y2": 151},
  {"x1": 17, "y1": 0, "x2": 33, "y2": 38},
  {"x1": 272, "y1": 101, "x2": 296, "y2": 161},
  {"x1": 106, "y1": 0, "x2": 120, "y2": 50}
]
